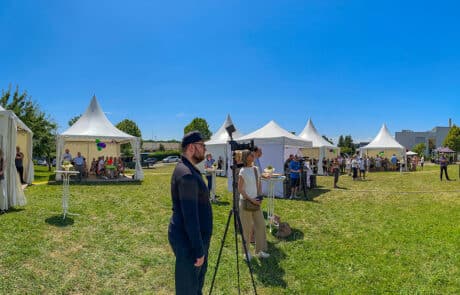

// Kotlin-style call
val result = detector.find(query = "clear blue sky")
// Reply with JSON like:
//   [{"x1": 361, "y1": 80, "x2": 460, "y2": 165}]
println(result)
[{"x1": 1, "y1": 0, "x2": 459, "y2": 143}]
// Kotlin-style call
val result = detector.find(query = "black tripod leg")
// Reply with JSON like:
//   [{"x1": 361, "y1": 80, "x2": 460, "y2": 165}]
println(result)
[
  {"x1": 234, "y1": 209, "x2": 241, "y2": 295},
  {"x1": 235, "y1": 211, "x2": 258, "y2": 295},
  {"x1": 209, "y1": 209, "x2": 233, "y2": 295}
]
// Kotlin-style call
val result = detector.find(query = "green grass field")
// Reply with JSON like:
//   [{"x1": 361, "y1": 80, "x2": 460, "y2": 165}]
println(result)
[{"x1": 1, "y1": 164, "x2": 459, "y2": 294}]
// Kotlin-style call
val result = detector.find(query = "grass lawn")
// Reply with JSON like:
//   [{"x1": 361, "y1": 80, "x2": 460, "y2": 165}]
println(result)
[{"x1": 1, "y1": 164, "x2": 460, "y2": 294}]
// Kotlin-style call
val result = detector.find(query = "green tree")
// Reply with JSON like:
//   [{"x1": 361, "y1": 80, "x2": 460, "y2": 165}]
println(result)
[
  {"x1": 428, "y1": 138, "x2": 436, "y2": 154},
  {"x1": 338, "y1": 135, "x2": 344, "y2": 147},
  {"x1": 443, "y1": 125, "x2": 460, "y2": 152},
  {"x1": 116, "y1": 119, "x2": 142, "y2": 156},
  {"x1": 1, "y1": 85, "x2": 57, "y2": 170},
  {"x1": 68, "y1": 114, "x2": 81, "y2": 126},
  {"x1": 184, "y1": 118, "x2": 212, "y2": 140},
  {"x1": 413, "y1": 143, "x2": 426, "y2": 156},
  {"x1": 159, "y1": 143, "x2": 165, "y2": 151}
]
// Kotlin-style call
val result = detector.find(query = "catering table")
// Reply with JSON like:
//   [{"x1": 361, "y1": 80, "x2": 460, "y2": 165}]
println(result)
[
  {"x1": 204, "y1": 168, "x2": 224, "y2": 202},
  {"x1": 56, "y1": 170, "x2": 80, "y2": 219},
  {"x1": 261, "y1": 174, "x2": 286, "y2": 232}
]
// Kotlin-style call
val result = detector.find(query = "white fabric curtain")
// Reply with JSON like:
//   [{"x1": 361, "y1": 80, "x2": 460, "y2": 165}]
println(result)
[{"x1": 6, "y1": 117, "x2": 26, "y2": 207}]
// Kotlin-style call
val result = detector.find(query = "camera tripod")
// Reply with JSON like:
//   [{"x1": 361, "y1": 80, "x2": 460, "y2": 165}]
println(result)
[
  {"x1": 209, "y1": 146, "x2": 257, "y2": 294},
  {"x1": 299, "y1": 163, "x2": 308, "y2": 200}
]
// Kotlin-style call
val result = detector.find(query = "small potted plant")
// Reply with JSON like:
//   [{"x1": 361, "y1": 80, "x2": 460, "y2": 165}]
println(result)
[
  {"x1": 264, "y1": 165, "x2": 275, "y2": 175},
  {"x1": 62, "y1": 160, "x2": 73, "y2": 171}
]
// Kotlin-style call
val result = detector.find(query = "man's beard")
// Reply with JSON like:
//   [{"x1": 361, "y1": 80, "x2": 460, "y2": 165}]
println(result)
[{"x1": 192, "y1": 151, "x2": 205, "y2": 163}]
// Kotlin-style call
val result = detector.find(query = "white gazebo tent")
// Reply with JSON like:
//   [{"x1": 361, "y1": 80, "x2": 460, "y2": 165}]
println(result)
[
  {"x1": 204, "y1": 114, "x2": 243, "y2": 177},
  {"x1": 0, "y1": 105, "x2": 32, "y2": 210},
  {"x1": 360, "y1": 124, "x2": 406, "y2": 167},
  {"x1": 298, "y1": 118, "x2": 340, "y2": 175},
  {"x1": 56, "y1": 96, "x2": 143, "y2": 180},
  {"x1": 236, "y1": 120, "x2": 312, "y2": 196}
]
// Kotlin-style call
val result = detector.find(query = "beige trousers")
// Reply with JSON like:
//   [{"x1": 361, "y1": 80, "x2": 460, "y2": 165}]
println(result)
[{"x1": 239, "y1": 201, "x2": 267, "y2": 254}]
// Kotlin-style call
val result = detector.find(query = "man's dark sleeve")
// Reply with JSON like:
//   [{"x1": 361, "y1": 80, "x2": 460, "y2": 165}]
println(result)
[{"x1": 177, "y1": 174, "x2": 204, "y2": 259}]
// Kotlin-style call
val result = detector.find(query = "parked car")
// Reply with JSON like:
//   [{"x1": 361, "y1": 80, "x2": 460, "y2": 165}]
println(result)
[
  {"x1": 143, "y1": 157, "x2": 158, "y2": 165},
  {"x1": 37, "y1": 159, "x2": 48, "y2": 166},
  {"x1": 162, "y1": 156, "x2": 180, "y2": 163}
]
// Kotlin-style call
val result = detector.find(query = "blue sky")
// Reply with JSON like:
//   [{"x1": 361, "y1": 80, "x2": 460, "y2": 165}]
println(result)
[{"x1": 1, "y1": 0, "x2": 459, "y2": 143}]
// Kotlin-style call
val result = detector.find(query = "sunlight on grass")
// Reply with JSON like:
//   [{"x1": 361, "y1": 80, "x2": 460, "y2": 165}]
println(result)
[{"x1": 0, "y1": 163, "x2": 459, "y2": 293}]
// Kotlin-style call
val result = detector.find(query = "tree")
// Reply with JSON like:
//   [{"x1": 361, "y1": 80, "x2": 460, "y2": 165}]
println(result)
[
  {"x1": 116, "y1": 119, "x2": 142, "y2": 156},
  {"x1": 443, "y1": 125, "x2": 460, "y2": 152},
  {"x1": 68, "y1": 114, "x2": 81, "y2": 126},
  {"x1": 413, "y1": 143, "x2": 426, "y2": 156},
  {"x1": 338, "y1": 135, "x2": 344, "y2": 147},
  {"x1": 428, "y1": 138, "x2": 436, "y2": 154},
  {"x1": 159, "y1": 143, "x2": 165, "y2": 151},
  {"x1": 1, "y1": 85, "x2": 57, "y2": 171},
  {"x1": 184, "y1": 118, "x2": 212, "y2": 140}
]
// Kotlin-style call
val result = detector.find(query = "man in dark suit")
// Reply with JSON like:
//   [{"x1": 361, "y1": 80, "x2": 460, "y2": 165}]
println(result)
[{"x1": 168, "y1": 131, "x2": 213, "y2": 295}]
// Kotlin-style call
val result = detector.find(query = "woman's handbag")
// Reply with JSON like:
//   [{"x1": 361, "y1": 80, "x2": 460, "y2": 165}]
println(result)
[
  {"x1": 242, "y1": 167, "x2": 262, "y2": 211},
  {"x1": 243, "y1": 199, "x2": 260, "y2": 211}
]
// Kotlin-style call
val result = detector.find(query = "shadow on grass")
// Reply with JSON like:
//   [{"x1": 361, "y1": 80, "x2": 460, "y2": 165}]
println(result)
[
  {"x1": 45, "y1": 215, "x2": 74, "y2": 227},
  {"x1": 251, "y1": 241, "x2": 287, "y2": 288},
  {"x1": 4, "y1": 207, "x2": 25, "y2": 214},
  {"x1": 306, "y1": 187, "x2": 330, "y2": 201}
]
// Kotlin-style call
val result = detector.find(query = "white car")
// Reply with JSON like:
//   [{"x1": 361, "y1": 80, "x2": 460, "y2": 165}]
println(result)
[{"x1": 162, "y1": 156, "x2": 180, "y2": 163}]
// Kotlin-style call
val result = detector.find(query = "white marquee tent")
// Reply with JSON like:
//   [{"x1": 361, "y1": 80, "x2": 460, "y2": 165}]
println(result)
[
  {"x1": 56, "y1": 96, "x2": 143, "y2": 180},
  {"x1": 298, "y1": 118, "x2": 340, "y2": 175},
  {"x1": 360, "y1": 124, "x2": 406, "y2": 163},
  {"x1": 0, "y1": 105, "x2": 32, "y2": 210},
  {"x1": 235, "y1": 120, "x2": 312, "y2": 196},
  {"x1": 204, "y1": 114, "x2": 243, "y2": 176}
]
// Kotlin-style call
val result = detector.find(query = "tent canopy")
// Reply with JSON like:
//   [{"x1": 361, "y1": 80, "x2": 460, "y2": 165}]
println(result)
[
  {"x1": 206, "y1": 114, "x2": 243, "y2": 145},
  {"x1": 56, "y1": 96, "x2": 143, "y2": 180},
  {"x1": 238, "y1": 120, "x2": 312, "y2": 147},
  {"x1": 299, "y1": 118, "x2": 335, "y2": 148},
  {"x1": 61, "y1": 96, "x2": 135, "y2": 142},
  {"x1": 361, "y1": 124, "x2": 405, "y2": 150}
]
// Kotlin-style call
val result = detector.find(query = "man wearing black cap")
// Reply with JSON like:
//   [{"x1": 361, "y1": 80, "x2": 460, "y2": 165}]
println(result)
[{"x1": 168, "y1": 131, "x2": 213, "y2": 295}]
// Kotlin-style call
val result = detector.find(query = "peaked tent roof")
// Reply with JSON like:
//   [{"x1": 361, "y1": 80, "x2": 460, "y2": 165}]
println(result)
[
  {"x1": 238, "y1": 120, "x2": 312, "y2": 147},
  {"x1": 206, "y1": 114, "x2": 243, "y2": 145},
  {"x1": 61, "y1": 96, "x2": 135, "y2": 141},
  {"x1": 0, "y1": 105, "x2": 33, "y2": 133},
  {"x1": 362, "y1": 124, "x2": 404, "y2": 149},
  {"x1": 299, "y1": 118, "x2": 334, "y2": 148}
]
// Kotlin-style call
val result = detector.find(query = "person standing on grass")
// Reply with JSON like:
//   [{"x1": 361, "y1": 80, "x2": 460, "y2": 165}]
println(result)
[
  {"x1": 204, "y1": 153, "x2": 215, "y2": 192},
  {"x1": 439, "y1": 154, "x2": 451, "y2": 181},
  {"x1": 15, "y1": 146, "x2": 25, "y2": 184},
  {"x1": 168, "y1": 131, "x2": 213, "y2": 295},
  {"x1": 351, "y1": 156, "x2": 359, "y2": 181},
  {"x1": 289, "y1": 155, "x2": 301, "y2": 199},
  {"x1": 420, "y1": 156, "x2": 424, "y2": 170},
  {"x1": 332, "y1": 158, "x2": 340, "y2": 188},
  {"x1": 359, "y1": 157, "x2": 366, "y2": 180}
]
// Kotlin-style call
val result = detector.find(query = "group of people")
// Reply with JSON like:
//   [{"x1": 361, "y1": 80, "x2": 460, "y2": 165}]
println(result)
[
  {"x1": 61, "y1": 149, "x2": 125, "y2": 180},
  {"x1": 168, "y1": 131, "x2": 269, "y2": 294}
]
